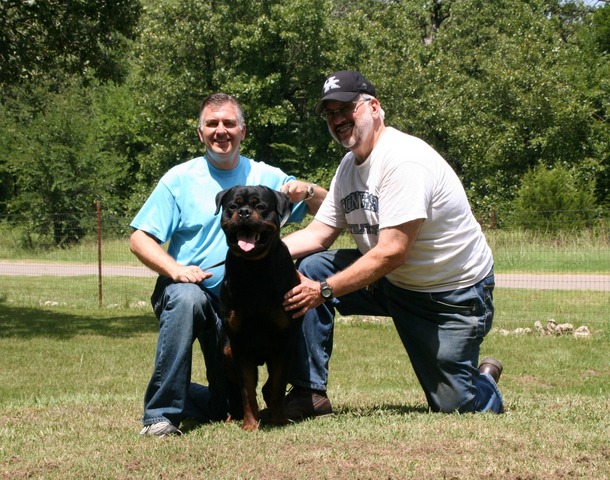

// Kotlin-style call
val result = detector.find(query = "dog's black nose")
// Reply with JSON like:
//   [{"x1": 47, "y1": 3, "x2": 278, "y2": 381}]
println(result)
[{"x1": 238, "y1": 207, "x2": 251, "y2": 218}]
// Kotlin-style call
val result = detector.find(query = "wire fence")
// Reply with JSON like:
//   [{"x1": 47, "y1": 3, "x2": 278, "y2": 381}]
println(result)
[{"x1": 0, "y1": 207, "x2": 608, "y2": 331}]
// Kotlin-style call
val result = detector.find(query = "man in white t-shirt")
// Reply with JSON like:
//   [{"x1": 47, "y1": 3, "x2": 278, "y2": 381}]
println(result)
[{"x1": 282, "y1": 71, "x2": 504, "y2": 418}]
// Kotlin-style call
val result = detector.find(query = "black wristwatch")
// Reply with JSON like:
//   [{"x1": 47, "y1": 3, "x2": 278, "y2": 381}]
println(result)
[{"x1": 320, "y1": 280, "x2": 333, "y2": 300}]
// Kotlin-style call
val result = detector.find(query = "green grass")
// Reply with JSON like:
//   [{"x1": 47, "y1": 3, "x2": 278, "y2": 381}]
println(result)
[
  {"x1": 0, "y1": 227, "x2": 608, "y2": 478},
  {"x1": 0, "y1": 275, "x2": 155, "y2": 309},
  {"x1": 0, "y1": 236, "x2": 141, "y2": 265},
  {"x1": 1, "y1": 274, "x2": 607, "y2": 328},
  {"x1": 487, "y1": 228, "x2": 610, "y2": 274},
  {"x1": 1, "y1": 290, "x2": 609, "y2": 479},
  {"x1": 1, "y1": 228, "x2": 609, "y2": 274},
  {"x1": 494, "y1": 288, "x2": 609, "y2": 326}
]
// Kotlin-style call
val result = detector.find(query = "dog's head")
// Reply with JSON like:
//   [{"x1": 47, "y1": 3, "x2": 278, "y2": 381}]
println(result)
[{"x1": 215, "y1": 185, "x2": 291, "y2": 259}]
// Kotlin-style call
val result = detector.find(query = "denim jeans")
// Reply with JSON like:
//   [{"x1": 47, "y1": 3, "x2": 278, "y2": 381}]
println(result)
[
  {"x1": 142, "y1": 277, "x2": 232, "y2": 427},
  {"x1": 290, "y1": 249, "x2": 504, "y2": 414}
]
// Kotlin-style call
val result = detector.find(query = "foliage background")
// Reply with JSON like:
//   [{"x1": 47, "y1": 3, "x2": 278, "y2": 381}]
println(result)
[
  {"x1": 1, "y1": 4, "x2": 608, "y2": 477},
  {"x1": 1, "y1": 0, "x2": 609, "y2": 243}
]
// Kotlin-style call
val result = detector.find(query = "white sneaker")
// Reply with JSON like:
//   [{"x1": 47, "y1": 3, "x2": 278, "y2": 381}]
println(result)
[{"x1": 139, "y1": 421, "x2": 182, "y2": 436}]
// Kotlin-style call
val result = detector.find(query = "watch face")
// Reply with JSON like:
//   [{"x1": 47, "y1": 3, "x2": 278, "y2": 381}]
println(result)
[
  {"x1": 306, "y1": 185, "x2": 314, "y2": 200},
  {"x1": 321, "y1": 284, "x2": 332, "y2": 299}
]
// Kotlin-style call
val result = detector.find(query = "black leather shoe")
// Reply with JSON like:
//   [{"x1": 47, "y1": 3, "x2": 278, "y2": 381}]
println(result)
[
  {"x1": 479, "y1": 357, "x2": 503, "y2": 383},
  {"x1": 284, "y1": 387, "x2": 333, "y2": 421}
]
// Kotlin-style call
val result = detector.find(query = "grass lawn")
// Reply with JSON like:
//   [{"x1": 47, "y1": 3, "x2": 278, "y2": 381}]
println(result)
[
  {"x1": 0, "y1": 289, "x2": 608, "y2": 479},
  {"x1": 0, "y1": 228, "x2": 608, "y2": 478}
]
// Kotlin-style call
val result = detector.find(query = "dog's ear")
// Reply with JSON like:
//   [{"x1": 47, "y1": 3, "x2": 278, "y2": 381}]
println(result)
[
  {"x1": 214, "y1": 188, "x2": 231, "y2": 215},
  {"x1": 272, "y1": 188, "x2": 292, "y2": 227}
]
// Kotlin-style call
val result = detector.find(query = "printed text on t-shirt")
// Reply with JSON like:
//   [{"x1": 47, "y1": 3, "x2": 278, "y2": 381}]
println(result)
[{"x1": 341, "y1": 191, "x2": 379, "y2": 214}]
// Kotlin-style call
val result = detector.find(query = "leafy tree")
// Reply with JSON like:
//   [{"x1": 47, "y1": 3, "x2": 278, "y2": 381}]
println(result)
[
  {"x1": 0, "y1": 0, "x2": 141, "y2": 86},
  {"x1": 2, "y1": 0, "x2": 608, "y2": 230},
  {"x1": 345, "y1": 0, "x2": 602, "y2": 218},
  {"x1": 3, "y1": 79, "x2": 134, "y2": 246},
  {"x1": 591, "y1": 2, "x2": 610, "y2": 53},
  {"x1": 583, "y1": 3, "x2": 610, "y2": 205},
  {"x1": 436, "y1": 1, "x2": 596, "y2": 210},
  {"x1": 131, "y1": 0, "x2": 337, "y2": 203},
  {"x1": 222, "y1": 0, "x2": 338, "y2": 182},
  {"x1": 0, "y1": 0, "x2": 142, "y2": 236}
]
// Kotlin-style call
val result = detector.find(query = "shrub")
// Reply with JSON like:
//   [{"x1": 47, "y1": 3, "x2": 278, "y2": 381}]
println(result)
[{"x1": 512, "y1": 163, "x2": 599, "y2": 231}]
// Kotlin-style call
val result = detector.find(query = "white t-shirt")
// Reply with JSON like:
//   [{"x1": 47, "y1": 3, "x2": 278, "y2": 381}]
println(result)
[{"x1": 315, "y1": 127, "x2": 494, "y2": 292}]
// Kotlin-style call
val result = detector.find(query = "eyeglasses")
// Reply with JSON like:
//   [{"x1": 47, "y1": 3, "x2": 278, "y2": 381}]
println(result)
[{"x1": 320, "y1": 99, "x2": 371, "y2": 121}]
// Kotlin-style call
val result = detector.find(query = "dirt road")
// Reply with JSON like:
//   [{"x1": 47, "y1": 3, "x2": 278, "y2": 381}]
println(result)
[{"x1": 1, "y1": 261, "x2": 609, "y2": 291}]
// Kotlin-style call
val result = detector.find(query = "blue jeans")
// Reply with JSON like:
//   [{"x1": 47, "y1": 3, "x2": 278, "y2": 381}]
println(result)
[
  {"x1": 142, "y1": 277, "x2": 232, "y2": 427},
  {"x1": 290, "y1": 249, "x2": 504, "y2": 413}
]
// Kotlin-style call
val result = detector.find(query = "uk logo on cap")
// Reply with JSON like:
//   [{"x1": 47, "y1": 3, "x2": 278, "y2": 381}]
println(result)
[
  {"x1": 323, "y1": 76, "x2": 341, "y2": 93},
  {"x1": 314, "y1": 70, "x2": 376, "y2": 115}
]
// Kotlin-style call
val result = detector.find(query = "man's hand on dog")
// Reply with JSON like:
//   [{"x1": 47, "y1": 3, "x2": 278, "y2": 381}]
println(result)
[
  {"x1": 280, "y1": 180, "x2": 312, "y2": 202},
  {"x1": 283, "y1": 271, "x2": 324, "y2": 318},
  {"x1": 171, "y1": 265, "x2": 212, "y2": 284}
]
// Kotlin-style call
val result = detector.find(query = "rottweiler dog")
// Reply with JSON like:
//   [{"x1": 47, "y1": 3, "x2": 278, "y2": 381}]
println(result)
[{"x1": 215, "y1": 185, "x2": 300, "y2": 431}]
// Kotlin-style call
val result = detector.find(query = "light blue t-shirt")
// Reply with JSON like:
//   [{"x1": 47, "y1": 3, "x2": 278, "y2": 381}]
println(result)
[{"x1": 130, "y1": 155, "x2": 306, "y2": 296}]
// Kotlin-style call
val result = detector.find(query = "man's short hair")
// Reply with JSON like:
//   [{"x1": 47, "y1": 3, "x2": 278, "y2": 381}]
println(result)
[{"x1": 199, "y1": 93, "x2": 245, "y2": 129}]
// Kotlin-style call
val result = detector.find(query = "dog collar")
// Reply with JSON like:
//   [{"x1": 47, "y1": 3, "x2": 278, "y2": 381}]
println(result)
[{"x1": 279, "y1": 206, "x2": 292, "y2": 228}]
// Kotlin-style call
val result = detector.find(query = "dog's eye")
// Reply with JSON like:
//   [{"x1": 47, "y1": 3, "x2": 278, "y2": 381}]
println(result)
[
  {"x1": 226, "y1": 202, "x2": 238, "y2": 211},
  {"x1": 255, "y1": 203, "x2": 267, "y2": 211}
]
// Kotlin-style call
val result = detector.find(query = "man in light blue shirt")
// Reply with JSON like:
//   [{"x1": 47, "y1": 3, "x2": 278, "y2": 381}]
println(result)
[{"x1": 130, "y1": 93, "x2": 324, "y2": 436}]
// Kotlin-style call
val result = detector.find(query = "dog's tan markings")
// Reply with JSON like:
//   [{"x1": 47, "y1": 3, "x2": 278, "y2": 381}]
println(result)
[
  {"x1": 248, "y1": 196, "x2": 264, "y2": 221},
  {"x1": 265, "y1": 308, "x2": 291, "y2": 330},
  {"x1": 225, "y1": 311, "x2": 242, "y2": 332},
  {"x1": 241, "y1": 365, "x2": 260, "y2": 431}
]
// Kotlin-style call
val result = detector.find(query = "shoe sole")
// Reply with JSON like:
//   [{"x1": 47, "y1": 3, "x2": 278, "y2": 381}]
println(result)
[{"x1": 140, "y1": 424, "x2": 182, "y2": 436}]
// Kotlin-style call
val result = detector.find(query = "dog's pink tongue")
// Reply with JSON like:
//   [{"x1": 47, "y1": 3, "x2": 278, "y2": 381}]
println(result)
[{"x1": 237, "y1": 232, "x2": 256, "y2": 252}]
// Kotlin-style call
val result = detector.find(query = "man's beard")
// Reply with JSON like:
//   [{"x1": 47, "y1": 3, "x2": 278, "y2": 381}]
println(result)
[{"x1": 332, "y1": 115, "x2": 373, "y2": 150}]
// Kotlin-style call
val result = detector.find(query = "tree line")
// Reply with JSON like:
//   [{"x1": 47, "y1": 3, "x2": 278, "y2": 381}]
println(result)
[{"x1": 1, "y1": 0, "x2": 608, "y2": 246}]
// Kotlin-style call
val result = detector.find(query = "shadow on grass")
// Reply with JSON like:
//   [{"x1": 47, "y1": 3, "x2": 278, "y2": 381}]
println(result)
[
  {"x1": 336, "y1": 404, "x2": 430, "y2": 416},
  {"x1": 0, "y1": 303, "x2": 157, "y2": 339},
  {"x1": 181, "y1": 404, "x2": 431, "y2": 433}
]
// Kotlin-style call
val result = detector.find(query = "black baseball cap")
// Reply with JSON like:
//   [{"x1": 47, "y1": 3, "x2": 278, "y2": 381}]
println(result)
[{"x1": 314, "y1": 70, "x2": 376, "y2": 115}]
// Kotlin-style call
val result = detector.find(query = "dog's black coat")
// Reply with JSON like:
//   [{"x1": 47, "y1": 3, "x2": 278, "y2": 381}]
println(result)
[{"x1": 215, "y1": 185, "x2": 300, "y2": 430}]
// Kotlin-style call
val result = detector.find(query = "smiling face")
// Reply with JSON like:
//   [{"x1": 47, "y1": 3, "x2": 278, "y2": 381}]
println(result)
[
  {"x1": 198, "y1": 102, "x2": 246, "y2": 170},
  {"x1": 319, "y1": 93, "x2": 386, "y2": 164},
  {"x1": 324, "y1": 98, "x2": 373, "y2": 150},
  {"x1": 321, "y1": 95, "x2": 385, "y2": 164}
]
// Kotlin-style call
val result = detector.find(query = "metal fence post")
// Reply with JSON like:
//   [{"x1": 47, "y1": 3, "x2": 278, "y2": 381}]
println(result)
[{"x1": 96, "y1": 200, "x2": 103, "y2": 307}]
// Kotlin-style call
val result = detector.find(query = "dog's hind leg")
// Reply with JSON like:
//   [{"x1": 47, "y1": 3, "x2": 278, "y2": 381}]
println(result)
[{"x1": 222, "y1": 342, "x2": 244, "y2": 421}]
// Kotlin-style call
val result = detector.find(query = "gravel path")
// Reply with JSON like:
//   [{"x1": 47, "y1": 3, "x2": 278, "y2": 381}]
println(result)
[{"x1": 1, "y1": 261, "x2": 609, "y2": 291}]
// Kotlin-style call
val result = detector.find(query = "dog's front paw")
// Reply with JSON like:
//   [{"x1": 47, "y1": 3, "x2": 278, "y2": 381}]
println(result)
[{"x1": 242, "y1": 416, "x2": 260, "y2": 432}]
